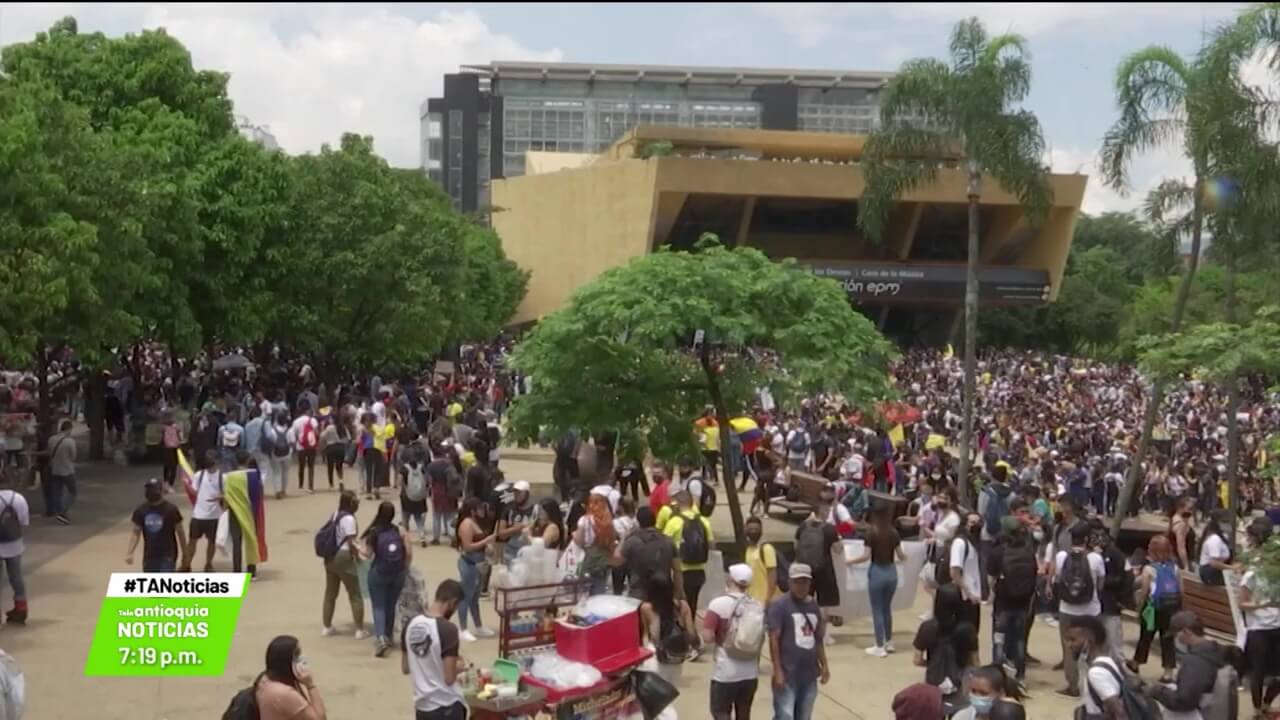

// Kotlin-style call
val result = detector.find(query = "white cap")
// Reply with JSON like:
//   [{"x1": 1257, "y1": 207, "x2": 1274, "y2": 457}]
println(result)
[
  {"x1": 728, "y1": 564, "x2": 753, "y2": 587},
  {"x1": 513, "y1": 480, "x2": 531, "y2": 493}
]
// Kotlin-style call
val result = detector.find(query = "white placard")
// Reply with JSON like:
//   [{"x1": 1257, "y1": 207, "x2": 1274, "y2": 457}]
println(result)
[{"x1": 1222, "y1": 567, "x2": 1248, "y2": 650}]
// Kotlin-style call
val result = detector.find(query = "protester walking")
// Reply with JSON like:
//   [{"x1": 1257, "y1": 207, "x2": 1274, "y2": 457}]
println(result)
[
  {"x1": 320, "y1": 491, "x2": 366, "y2": 639},
  {"x1": 291, "y1": 401, "x2": 320, "y2": 493},
  {"x1": 363, "y1": 501, "x2": 411, "y2": 657},
  {"x1": 126, "y1": 478, "x2": 186, "y2": 574},
  {"x1": 1238, "y1": 517, "x2": 1280, "y2": 716},
  {"x1": 0, "y1": 470, "x2": 31, "y2": 624},
  {"x1": 701, "y1": 564, "x2": 764, "y2": 720},
  {"x1": 767, "y1": 563, "x2": 829, "y2": 720}
]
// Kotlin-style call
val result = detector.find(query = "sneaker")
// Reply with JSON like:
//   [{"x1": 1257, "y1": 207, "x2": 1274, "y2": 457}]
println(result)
[
  {"x1": 55, "y1": 515, "x2": 70, "y2": 525},
  {"x1": 421, "y1": 540, "x2": 428, "y2": 548},
  {"x1": 884, "y1": 642, "x2": 896, "y2": 654},
  {"x1": 354, "y1": 629, "x2": 369, "y2": 640},
  {"x1": 321, "y1": 626, "x2": 337, "y2": 637},
  {"x1": 460, "y1": 630, "x2": 478, "y2": 643},
  {"x1": 823, "y1": 634, "x2": 835, "y2": 647},
  {"x1": 865, "y1": 646, "x2": 887, "y2": 658},
  {"x1": 1055, "y1": 687, "x2": 1080, "y2": 699},
  {"x1": 1045, "y1": 616, "x2": 1060, "y2": 628},
  {"x1": 474, "y1": 627, "x2": 496, "y2": 638},
  {"x1": 374, "y1": 639, "x2": 389, "y2": 657}
]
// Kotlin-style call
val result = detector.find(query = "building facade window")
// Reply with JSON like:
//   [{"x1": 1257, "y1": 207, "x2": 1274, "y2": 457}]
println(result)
[
  {"x1": 797, "y1": 102, "x2": 876, "y2": 133},
  {"x1": 447, "y1": 110, "x2": 464, "y2": 205}
]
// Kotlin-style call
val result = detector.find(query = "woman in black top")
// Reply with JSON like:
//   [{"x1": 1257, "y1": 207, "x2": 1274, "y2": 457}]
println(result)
[{"x1": 849, "y1": 509, "x2": 906, "y2": 656}]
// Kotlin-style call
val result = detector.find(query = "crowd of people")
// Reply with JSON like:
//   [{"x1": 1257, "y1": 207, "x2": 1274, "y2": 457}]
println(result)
[{"x1": 7, "y1": 341, "x2": 1280, "y2": 720}]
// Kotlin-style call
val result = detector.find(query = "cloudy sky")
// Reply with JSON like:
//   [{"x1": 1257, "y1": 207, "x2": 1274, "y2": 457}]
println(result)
[{"x1": 0, "y1": 2, "x2": 1253, "y2": 213}]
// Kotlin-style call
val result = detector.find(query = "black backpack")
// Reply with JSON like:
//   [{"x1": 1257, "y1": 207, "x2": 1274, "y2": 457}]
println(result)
[
  {"x1": 679, "y1": 514, "x2": 709, "y2": 565},
  {"x1": 272, "y1": 427, "x2": 291, "y2": 457},
  {"x1": 314, "y1": 511, "x2": 350, "y2": 560},
  {"x1": 795, "y1": 523, "x2": 829, "y2": 573},
  {"x1": 1086, "y1": 659, "x2": 1160, "y2": 720},
  {"x1": 0, "y1": 494, "x2": 22, "y2": 543},
  {"x1": 997, "y1": 544, "x2": 1037, "y2": 602},
  {"x1": 934, "y1": 537, "x2": 969, "y2": 586},
  {"x1": 771, "y1": 543, "x2": 790, "y2": 593},
  {"x1": 222, "y1": 683, "x2": 260, "y2": 720},
  {"x1": 372, "y1": 527, "x2": 407, "y2": 574},
  {"x1": 1055, "y1": 549, "x2": 1095, "y2": 605},
  {"x1": 697, "y1": 482, "x2": 717, "y2": 517}
]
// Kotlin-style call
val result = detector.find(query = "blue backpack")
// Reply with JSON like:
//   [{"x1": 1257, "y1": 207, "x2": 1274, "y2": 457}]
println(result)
[
  {"x1": 982, "y1": 485, "x2": 1010, "y2": 536},
  {"x1": 1151, "y1": 561, "x2": 1180, "y2": 603}
]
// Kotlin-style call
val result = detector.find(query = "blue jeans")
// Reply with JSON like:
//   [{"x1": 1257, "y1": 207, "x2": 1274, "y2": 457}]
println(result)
[
  {"x1": 367, "y1": 566, "x2": 406, "y2": 640},
  {"x1": 0, "y1": 556, "x2": 25, "y2": 601},
  {"x1": 44, "y1": 474, "x2": 76, "y2": 516},
  {"x1": 432, "y1": 509, "x2": 456, "y2": 544},
  {"x1": 994, "y1": 605, "x2": 1029, "y2": 679},
  {"x1": 867, "y1": 563, "x2": 898, "y2": 647},
  {"x1": 772, "y1": 677, "x2": 818, "y2": 720},
  {"x1": 456, "y1": 556, "x2": 483, "y2": 631}
]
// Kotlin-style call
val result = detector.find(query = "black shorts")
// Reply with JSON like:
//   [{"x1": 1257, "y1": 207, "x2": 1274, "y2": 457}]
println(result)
[
  {"x1": 710, "y1": 678, "x2": 758, "y2": 717},
  {"x1": 190, "y1": 518, "x2": 219, "y2": 541}
]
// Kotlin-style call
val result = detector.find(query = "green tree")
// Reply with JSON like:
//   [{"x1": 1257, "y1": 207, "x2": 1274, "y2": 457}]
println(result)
[
  {"x1": 506, "y1": 236, "x2": 897, "y2": 546},
  {"x1": 1100, "y1": 34, "x2": 1250, "y2": 530},
  {"x1": 858, "y1": 17, "x2": 1052, "y2": 504},
  {"x1": 274, "y1": 134, "x2": 469, "y2": 373}
]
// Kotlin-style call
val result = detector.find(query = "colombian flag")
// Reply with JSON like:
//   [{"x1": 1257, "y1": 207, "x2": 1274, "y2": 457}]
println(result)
[
  {"x1": 176, "y1": 450, "x2": 268, "y2": 564},
  {"x1": 730, "y1": 417, "x2": 763, "y2": 454}
]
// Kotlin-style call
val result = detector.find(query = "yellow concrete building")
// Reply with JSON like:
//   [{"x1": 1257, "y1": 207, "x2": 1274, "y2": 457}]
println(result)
[{"x1": 492, "y1": 126, "x2": 1087, "y2": 343}]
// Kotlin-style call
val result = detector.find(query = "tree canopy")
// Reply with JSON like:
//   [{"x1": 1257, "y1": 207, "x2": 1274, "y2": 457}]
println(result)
[
  {"x1": 506, "y1": 236, "x2": 897, "y2": 543},
  {"x1": 0, "y1": 17, "x2": 526, "y2": 373}
]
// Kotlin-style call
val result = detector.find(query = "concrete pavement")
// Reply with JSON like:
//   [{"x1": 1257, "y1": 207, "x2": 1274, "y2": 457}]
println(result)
[{"x1": 1, "y1": 453, "x2": 1181, "y2": 720}]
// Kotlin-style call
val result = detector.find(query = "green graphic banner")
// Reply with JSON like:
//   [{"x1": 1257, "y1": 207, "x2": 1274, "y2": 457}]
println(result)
[{"x1": 84, "y1": 573, "x2": 249, "y2": 676}]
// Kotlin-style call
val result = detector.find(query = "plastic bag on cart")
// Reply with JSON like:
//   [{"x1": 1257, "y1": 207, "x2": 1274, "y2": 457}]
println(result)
[
  {"x1": 632, "y1": 669, "x2": 679, "y2": 720},
  {"x1": 573, "y1": 594, "x2": 640, "y2": 622},
  {"x1": 530, "y1": 652, "x2": 603, "y2": 689}
]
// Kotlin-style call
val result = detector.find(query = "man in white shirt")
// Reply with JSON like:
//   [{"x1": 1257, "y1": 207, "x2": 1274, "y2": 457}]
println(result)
[
  {"x1": 1066, "y1": 615, "x2": 1125, "y2": 719},
  {"x1": 784, "y1": 425, "x2": 811, "y2": 472},
  {"x1": 674, "y1": 459, "x2": 704, "y2": 508},
  {"x1": 289, "y1": 401, "x2": 320, "y2": 493},
  {"x1": 402, "y1": 579, "x2": 466, "y2": 720},
  {"x1": 0, "y1": 476, "x2": 30, "y2": 624},
  {"x1": 1054, "y1": 524, "x2": 1106, "y2": 698},
  {"x1": 701, "y1": 564, "x2": 762, "y2": 720},
  {"x1": 183, "y1": 453, "x2": 224, "y2": 573}
]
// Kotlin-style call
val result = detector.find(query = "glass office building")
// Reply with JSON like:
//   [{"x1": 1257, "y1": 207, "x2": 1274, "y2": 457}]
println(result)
[{"x1": 421, "y1": 61, "x2": 892, "y2": 211}]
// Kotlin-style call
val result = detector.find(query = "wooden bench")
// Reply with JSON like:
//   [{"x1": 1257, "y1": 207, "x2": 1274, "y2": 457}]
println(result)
[
  {"x1": 1179, "y1": 572, "x2": 1237, "y2": 643},
  {"x1": 768, "y1": 470, "x2": 829, "y2": 518}
]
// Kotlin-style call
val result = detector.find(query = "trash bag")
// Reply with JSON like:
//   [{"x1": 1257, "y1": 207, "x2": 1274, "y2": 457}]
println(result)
[{"x1": 632, "y1": 669, "x2": 679, "y2": 720}]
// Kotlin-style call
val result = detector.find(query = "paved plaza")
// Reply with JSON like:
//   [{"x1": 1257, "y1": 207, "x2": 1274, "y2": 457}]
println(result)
[{"x1": 10, "y1": 452, "x2": 1104, "y2": 719}]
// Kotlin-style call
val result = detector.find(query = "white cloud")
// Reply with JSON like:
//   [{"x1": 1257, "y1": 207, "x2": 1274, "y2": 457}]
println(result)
[
  {"x1": 0, "y1": 4, "x2": 561, "y2": 167},
  {"x1": 1046, "y1": 145, "x2": 1193, "y2": 215},
  {"x1": 754, "y1": 2, "x2": 1244, "y2": 46}
]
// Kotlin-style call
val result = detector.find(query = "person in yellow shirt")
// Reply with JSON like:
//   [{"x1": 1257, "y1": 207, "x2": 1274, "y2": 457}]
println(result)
[
  {"x1": 663, "y1": 490, "x2": 713, "y2": 611},
  {"x1": 743, "y1": 516, "x2": 778, "y2": 607}
]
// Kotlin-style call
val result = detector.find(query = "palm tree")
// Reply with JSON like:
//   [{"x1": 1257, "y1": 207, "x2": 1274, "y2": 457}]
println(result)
[
  {"x1": 1106, "y1": 13, "x2": 1280, "y2": 531},
  {"x1": 1100, "y1": 44, "x2": 1222, "y2": 531},
  {"x1": 858, "y1": 17, "x2": 1052, "y2": 506}
]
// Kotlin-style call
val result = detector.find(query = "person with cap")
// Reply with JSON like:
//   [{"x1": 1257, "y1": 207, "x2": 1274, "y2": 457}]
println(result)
[
  {"x1": 126, "y1": 478, "x2": 187, "y2": 573},
  {"x1": 767, "y1": 562, "x2": 829, "y2": 720},
  {"x1": 701, "y1": 563, "x2": 764, "y2": 720},
  {"x1": 497, "y1": 480, "x2": 535, "y2": 565}
]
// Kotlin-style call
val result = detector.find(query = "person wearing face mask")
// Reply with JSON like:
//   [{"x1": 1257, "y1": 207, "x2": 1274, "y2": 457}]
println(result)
[
  {"x1": 1141, "y1": 611, "x2": 1234, "y2": 720},
  {"x1": 951, "y1": 664, "x2": 1026, "y2": 720},
  {"x1": 949, "y1": 512, "x2": 984, "y2": 634},
  {"x1": 254, "y1": 635, "x2": 327, "y2": 720},
  {"x1": 402, "y1": 580, "x2": 468, "y2": 720},
  {"x1": 742, "y1": 516, "x2": 778, "y2": 607}
]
